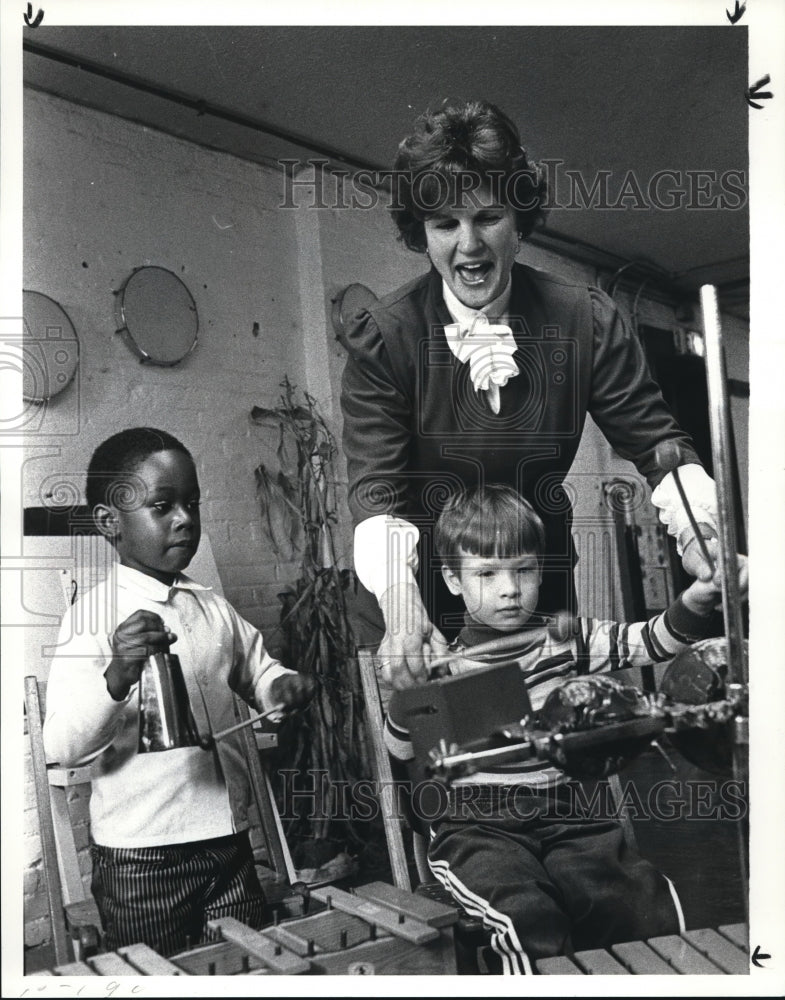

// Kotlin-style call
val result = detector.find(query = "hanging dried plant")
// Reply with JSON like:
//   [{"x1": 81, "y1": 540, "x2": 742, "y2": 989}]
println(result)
[{"x1": 252, "y1": 378, "x2": 381, "y2": 873}]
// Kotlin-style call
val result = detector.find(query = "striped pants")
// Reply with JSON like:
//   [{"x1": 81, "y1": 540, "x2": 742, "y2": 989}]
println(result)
[
  {"x1": 90, "y1": 831, "x2": 268, "y2": 957},
  {"x1": 428, "y1": 788, "x2": 683, "y2": 975}
]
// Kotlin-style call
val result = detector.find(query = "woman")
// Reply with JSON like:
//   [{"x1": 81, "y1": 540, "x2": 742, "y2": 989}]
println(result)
[{"x1": 340, "y1": 100, "x2": 717, "y2": 690}]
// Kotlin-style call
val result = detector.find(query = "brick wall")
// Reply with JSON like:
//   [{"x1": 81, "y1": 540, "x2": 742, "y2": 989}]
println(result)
[
  {"x1": 23, "y1": 88, "x2": 307, "y2": 634},
  {"x1": 20, "y1": 89, "x2": 313, "y2": 971}
]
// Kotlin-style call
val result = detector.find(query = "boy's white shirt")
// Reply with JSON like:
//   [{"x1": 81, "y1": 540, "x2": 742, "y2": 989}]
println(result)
[
  {"x1": 43, "y1": 562, "x2": 293, "y2": 848},
  {"x1": 353, "y1": 281, "x2": 719, "y2": 601}
]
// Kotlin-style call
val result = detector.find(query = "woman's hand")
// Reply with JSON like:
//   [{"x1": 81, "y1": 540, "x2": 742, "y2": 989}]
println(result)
[{"x1": 377, "y1": 582, "x2": 449, "y2": 690}]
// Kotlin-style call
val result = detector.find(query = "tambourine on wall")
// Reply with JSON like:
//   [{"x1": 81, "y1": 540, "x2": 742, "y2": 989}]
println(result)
[
  {"x1": 114, "y1": 266, "x2": 198, "y2": 366},
  {"x1": 22, "y1": 290, "x2": 81, "y2": 404},
  {"x1": 331, "y1": 283, "x2": 378, "y2": 351}
]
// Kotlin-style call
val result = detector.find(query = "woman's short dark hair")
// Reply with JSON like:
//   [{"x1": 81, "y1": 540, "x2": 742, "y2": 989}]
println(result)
[
  {"x1": 435, "y1": 484, "x2": 546, "y2": 565},
  {"x1": 391, "y1": 100, "x2": 548, "y2": 252},
  {"x1": 86, "y1": 427, "x2": 192, "y2": 511}
]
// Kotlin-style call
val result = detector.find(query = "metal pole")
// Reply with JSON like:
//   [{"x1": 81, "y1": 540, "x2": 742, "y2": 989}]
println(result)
[
  {"x1": 699, "y1": 283, "x2": 749, "y2": 913},
  {"x1": 699, "y1": 286, "x2": 747, "y2": 685}
]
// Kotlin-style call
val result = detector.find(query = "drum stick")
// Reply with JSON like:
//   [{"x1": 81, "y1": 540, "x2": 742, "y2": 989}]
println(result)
[
  {"x1": 655, "y1": 441, "x2": 716, "y2": 576},
  {"x1": 203, "y1": 705, "x2": 284, "y2": 747},
  {"x1": 426, "y1": 612, "x2": 578, "y2": 678}
]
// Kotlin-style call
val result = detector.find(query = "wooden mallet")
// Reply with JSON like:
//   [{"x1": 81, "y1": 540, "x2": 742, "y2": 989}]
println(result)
[
  {"x1": 426, "y1": 611, "x2": 579, "y2": 679},
  {"x1": 198, "y1": 704, "x2": 285, "y2": 750}
]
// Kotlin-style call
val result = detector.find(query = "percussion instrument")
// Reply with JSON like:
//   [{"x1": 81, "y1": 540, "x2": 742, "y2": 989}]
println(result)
[
  {"x1": 36, "y1": 881, "x2": 460, "y2": 977},
  {"x1": 536, "y1": 922, "x2": 749, "y2": 975},
  {"x1": 22, "y1": 290, "x2": 80, "y2": 404},
  {"x1": 36, "y1": 916, "x2": 750, "y2": 976},
  {"x1": 137, "y1": 649, "x2": 286, "y2": 754},
  {"x1": 137, "y1": 652, "x2": 201, "y2": 753},
  {"x1": 407, "y1": 638, "x2": 747, "y2": 785},
  {"x1": 114, "y1": 265, "x2": 199, "y2": 367}
]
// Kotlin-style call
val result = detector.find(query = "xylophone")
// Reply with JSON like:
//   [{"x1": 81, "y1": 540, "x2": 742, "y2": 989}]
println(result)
[
  {"x1": 36, "y1": 911, "x2": 750, "y2": 976},
  {"x1": 35, "y1": 914, "x2": 750, "y2": 976},
  {"x1": 535, "y1": 922, "x2": 749, "y2": 975},
  {"x1": 35, "y1": 881, "x2": 460, "y2": 977}
]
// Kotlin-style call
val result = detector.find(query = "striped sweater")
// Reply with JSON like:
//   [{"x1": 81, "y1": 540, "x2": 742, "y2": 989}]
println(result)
[{"x1": 384, "y1": 595, "x2": 712, "y2": 788}]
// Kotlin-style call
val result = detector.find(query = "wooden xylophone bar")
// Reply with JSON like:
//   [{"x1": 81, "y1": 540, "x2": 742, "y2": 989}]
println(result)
[{"x1": 536, "y1": 922, "x2": 749, "y2": 975}]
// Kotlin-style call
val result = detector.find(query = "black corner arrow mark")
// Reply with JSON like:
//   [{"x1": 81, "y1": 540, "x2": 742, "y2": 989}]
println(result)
[
  {"x1": 752, "y1": 945, "x2": 771, "y2": 968},
  {"x1": 747, "y1": 75, "x2": 774, "y2": 110},
  {"x1": 727, "y1": 1, "x2": 746, "y2": 23},
  {"x1": 23, "y1": 3, "x2": 44, "y2": 26}
]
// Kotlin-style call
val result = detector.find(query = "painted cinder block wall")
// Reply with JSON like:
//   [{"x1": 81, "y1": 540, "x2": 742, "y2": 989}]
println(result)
[
  {"x1": 21, "y1": 90, "x2": 308, "y2": 971},
  {"x1": 23, "y1": 89, "x2": 308, "y2": 635},
  {"x1": 20, "y1": 90, "x2": 425, "y2": 972},
  {"x1": 20, "y1": 88, "x2": 749, "y2": 970}
]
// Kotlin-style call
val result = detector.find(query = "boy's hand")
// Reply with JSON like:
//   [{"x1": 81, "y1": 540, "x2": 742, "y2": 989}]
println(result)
[
  {"x1": 105, "y1": 610, "x2": 177, "y2": 701},
  {"x1": 681, "y1": 530, "x2": 718, "y2": 583},
  {"x1": 681, "y1": 545, "x2": 749, "y2": 616},
  {"x1": 269, "y1": 672, "x2": 316, "y2": 716}
]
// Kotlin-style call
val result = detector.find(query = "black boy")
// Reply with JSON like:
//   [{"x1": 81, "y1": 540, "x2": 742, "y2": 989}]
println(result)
[{"x1": 44, "y1": 427, "x2": 313, "y2": 956}]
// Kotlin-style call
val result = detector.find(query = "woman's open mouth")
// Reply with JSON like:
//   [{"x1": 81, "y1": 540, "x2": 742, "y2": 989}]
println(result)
[{"x1": 455, "y1": 262, "x2": 494, "y2": 285}]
